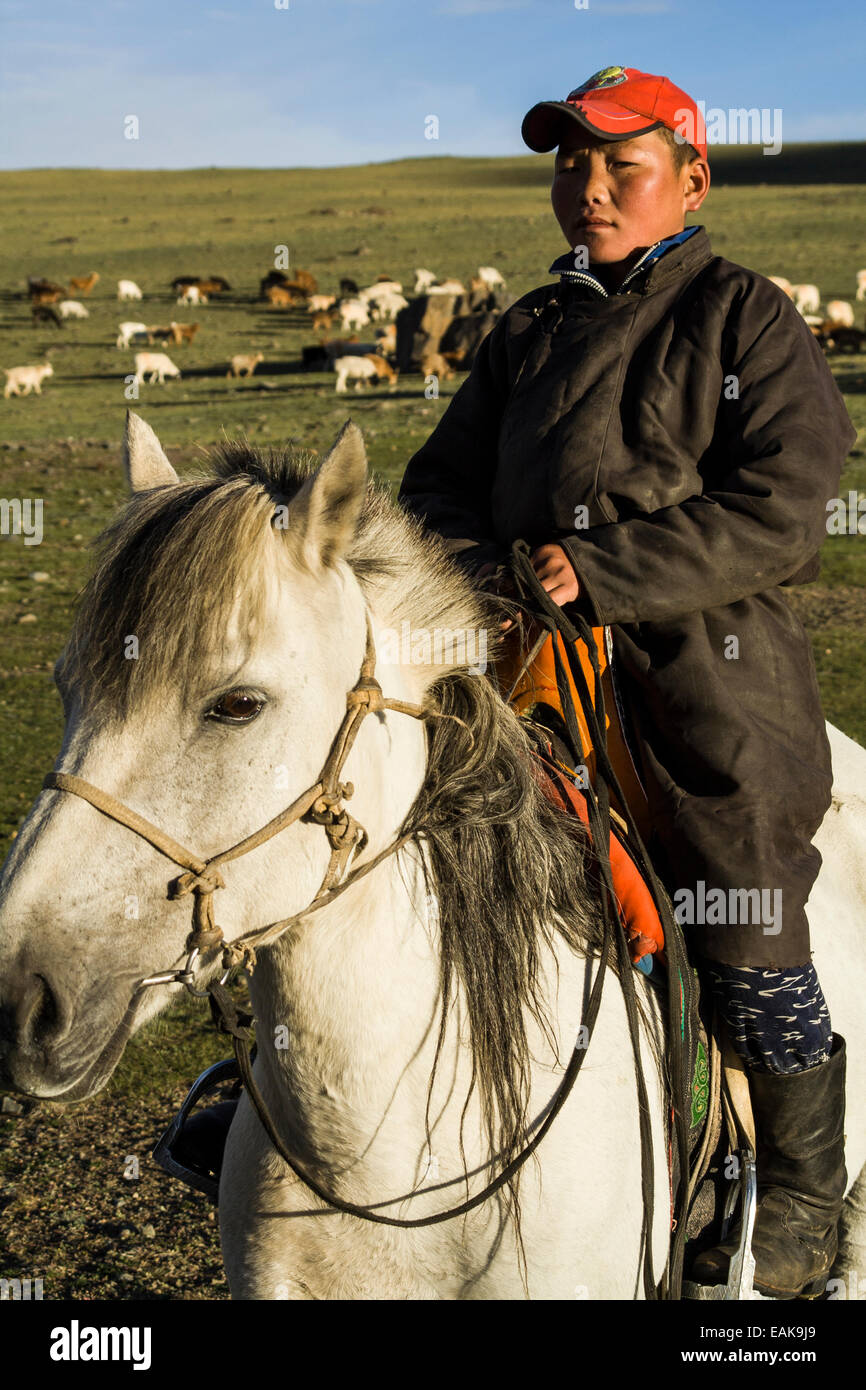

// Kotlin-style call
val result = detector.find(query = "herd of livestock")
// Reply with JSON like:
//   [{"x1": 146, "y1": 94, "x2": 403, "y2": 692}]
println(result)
[
  {"x1": 4, "y1": 261, "x2": 865, "y2": 402},
  {"x1": 3, "y1": 264, "x2": 512, "y2": 399}
]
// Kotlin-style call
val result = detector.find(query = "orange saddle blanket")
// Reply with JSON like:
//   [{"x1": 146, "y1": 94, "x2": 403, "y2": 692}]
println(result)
[{"x1": 493, "y1": 620, "x2": 664, "y2": 966}]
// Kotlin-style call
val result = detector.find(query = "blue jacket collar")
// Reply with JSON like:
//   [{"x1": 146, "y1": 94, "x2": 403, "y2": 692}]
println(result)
[{"x1": 549, "y1": 225, "x2": 700, "y2": 293}]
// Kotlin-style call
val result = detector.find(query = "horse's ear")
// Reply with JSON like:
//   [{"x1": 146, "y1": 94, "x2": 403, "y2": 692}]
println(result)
[
  {"x1": 288, "y1": 419, "x2": 368, "y2": 570},
  {"x1": 122, "y1": 410, "x2": 179, "y2": 492}
]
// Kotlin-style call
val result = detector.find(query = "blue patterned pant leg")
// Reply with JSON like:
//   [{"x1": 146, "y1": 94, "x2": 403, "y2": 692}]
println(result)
[{"x1": 703, "y1": 961, "x2": 832, "y2": 1074}]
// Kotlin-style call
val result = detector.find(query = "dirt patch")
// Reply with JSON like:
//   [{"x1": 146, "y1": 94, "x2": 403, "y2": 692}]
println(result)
[{"x1": 781, "y1": 584, "x2": 866, "y2": 630}]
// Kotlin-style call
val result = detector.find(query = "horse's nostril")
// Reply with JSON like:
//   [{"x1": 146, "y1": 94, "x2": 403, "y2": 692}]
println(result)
[{"x1": 26, "y1": 973, "x2": 60, "y2": 1049}]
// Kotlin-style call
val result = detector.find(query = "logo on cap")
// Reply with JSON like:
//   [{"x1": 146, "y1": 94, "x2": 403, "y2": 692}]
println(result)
[{"x1": 570, "y1": 65, "x2": 628, "y2": 98}]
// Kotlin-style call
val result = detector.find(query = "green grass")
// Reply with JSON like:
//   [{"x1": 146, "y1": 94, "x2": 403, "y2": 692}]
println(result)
[{"x1": 1, "y1": 150, "x2": 865, "y2": 1105}]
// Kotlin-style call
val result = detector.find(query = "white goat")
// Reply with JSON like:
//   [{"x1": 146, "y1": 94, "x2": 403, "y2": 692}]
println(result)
[
  {"x1": 177, "y1": 285, "x2": 207, "y2": 306},
  {"x1": 339, "y1": 299, "x2": 370, "y2": 331},
  {"x1": 57, "y1": 300, "x2": 89, "y2": 319},
  {"x1": 307, "y1": 295, "x2": 337, "y2": 313},
  {"x1": 477, "y1": 265, "x2": 506, "y2": 291},
  {"x1": 413, "y1": 268, "x2": 437, "y2": 294},
  {"x1": 133, "y1": 352, "x2": 181, "y2": 385},
  {"x1": 118, "y1": 279, "x2": 143, "y2": 301},
  {"x1": 116, "y1": 322, "x2": 149, "y2": 350},
  {"x1": 4, "y1": 363, "x2": 54, "y2": 397},
  {"x1": 367, "y1": 290, "x2": 408, "y2": 321},
  {"x1": 825, "y1": 300, "x2": 855, "y2": 328},
  {"x1": 334, "y1": 354, "x2": 397, "y2": 393},
  {"x1": 792, "y1": 284, "x2": 820, "y2": 315}
]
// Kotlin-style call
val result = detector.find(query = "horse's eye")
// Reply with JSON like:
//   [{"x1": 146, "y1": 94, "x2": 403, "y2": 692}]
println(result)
[{"x1": 207, "y1": 691, "x2": 265, "y2": 724}]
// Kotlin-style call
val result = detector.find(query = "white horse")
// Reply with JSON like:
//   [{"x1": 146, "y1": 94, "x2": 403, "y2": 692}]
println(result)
[{"x1": 0, "y1": 412, "x2": 864, "y2": 1300}]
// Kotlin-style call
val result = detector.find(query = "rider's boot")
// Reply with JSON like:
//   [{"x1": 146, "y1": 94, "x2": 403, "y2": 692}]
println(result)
[{"x1": 691, "y1": 1033, "x2": 847, "y2": 1298}]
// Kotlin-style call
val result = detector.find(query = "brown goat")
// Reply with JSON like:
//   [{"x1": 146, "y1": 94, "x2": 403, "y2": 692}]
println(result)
[
  {"x1": 169, "y1": 322, "x2": 200, "y2": 345},
  {"x1": 68, "y1": 271, "x2": 100, "y2": 295}
]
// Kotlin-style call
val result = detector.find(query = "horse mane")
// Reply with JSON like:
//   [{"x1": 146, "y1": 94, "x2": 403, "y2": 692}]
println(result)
[{"x1": 63, "y1": 439, "x2": 627, "y2": 1250}]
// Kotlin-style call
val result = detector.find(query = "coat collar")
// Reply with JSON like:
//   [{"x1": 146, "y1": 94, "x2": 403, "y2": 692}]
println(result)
[{"x1": 549, "y1": 225, "x2": 711, "y2": 298}]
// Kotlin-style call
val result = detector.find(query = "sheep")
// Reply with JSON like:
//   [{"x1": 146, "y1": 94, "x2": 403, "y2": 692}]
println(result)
[
  {"x1": 169, "y1": 321, "x2": 200, "y2": 345},
  {"x1": 132, "y1": 352, "x2": 181, "y2": 385},
  {"x1": 825, "y1": 300, "x2": 855, "y2": 329},
  {"x1": 118, "y1": 279, "x2": 143, "y2": 301},
  {"x1": 116, "y1": 321, "x2": 149, "y2": 349},
  {"x1": 4, "y1": 363, "x2": 54, "y2": 397},
  {"x1": 57, "y1": 300, "x2": 89, "y2": 319},
  {"x1": 308, "y1": 294, "x2": 337, "y2": 313},
  {"x1": 791, "y1": 284, "x2": 820, "y2": 315},
  {"x1": 856, "y1": 270, "x2": 866, "y2": 303},
  {"x1": 68, "y1": 272, "x2": 100, "y2": 296},
  {"x1": 767, "y1": 275, "x2": 794, "y2": 297},
  {"x1": 413, "y1": 269, "x2": 437, "y2": 295},
  {"x1": 227, "y1": 351, "x2": 264, "y2": 378},
  {"x1": 334, "y1": 354, "x2": 397, "y2": 393},
  {"x1": 177, "y1": 285, "x2": 207, "y2": 306},
  {"x1": 339, "y1": 299, "x2": 370, "y2": 331},
  {"x1": 476, "y1": 265, "x2": 506, "y2": 291}
]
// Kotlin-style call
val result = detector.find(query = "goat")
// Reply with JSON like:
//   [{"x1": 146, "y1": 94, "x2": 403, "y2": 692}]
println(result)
[
  {"x1": 4, "y1": 363, "x2": 54, "y2": 397},
  {"x1": 366, "y1": 290, "x2": 408, "y2": 321},
  {"x1": 339, "y1": 277, "x2": 360, "y2": 297},
  {"x1": 68, "y1": 272, "x2": 100, "y2": 296},
  {"x1": 374, "y1": 323, "x2": 397, "y2": 356},
  {"x1": 31, "y1": 304, "x2": 63, "y2": 329},
  {"x1": 767, "y1": 275, "x2": 794, "y2": 297},
  {"x1": 308, "y1": 294, "x2": 337, "y2": 313},
  {"x1": 118, "y1": 279, "x2": 143, "y2": 301},
  {"x1": 57, "y1": 300, "x2": 89, "y2": 319},
  {"x1": 227, "y1": 352, "x2": 264, "y2": 378},
  {"x1": 825, "y1": 300, "x2": 855, "y2": 329},
  {"x1": 30, "y1": 287, "x2": 64, "y2": 305},
  {"x1": 339, "y1": 299, "x2": 370, "y2": 331},
  {"x1": 116, "y1": 321, "x2": 150, "y2": 349},
  {"x1": 265, "y1": 284, "x2": 303, "y2": 308},
  {"x1": 427, "y1": 279, "x2": 465, "y2": 295},
  {"x1": 792, "y1": 284, "x2": 820, "y2": 315},
  {"x1": 420, "y1": 351, "x2": 456, "y2": 381},
  {"x1": 413, "y1": 268, "x2": 437, "y2": 295},
  {"x1": 27, "y1": 277, "x2": 66, "y2": 299},
  {"x1": 132, "y1": 352, "x2": 181, "y2": 385},
  {"x1": 856, "y1": 270, "x2": 866, "y2": 303},
  {"x1": 334, "y1": 354, "x2": 397, "y2": 393},
  {"x1": 476, "y1": 265, "x2": 506, "y2": 291},
  {"x1": 311, "y1": 310, "x2": 337, "y2": 333},
  {"x1": 177, "y1": 285, "x2": 207, "y2": 306},
  {"x1": 195, "y1": 277, "x2": 231, "y2": 294},
  {"x1": 169, "y1": 322, "x2": 200, "y2": 345}
]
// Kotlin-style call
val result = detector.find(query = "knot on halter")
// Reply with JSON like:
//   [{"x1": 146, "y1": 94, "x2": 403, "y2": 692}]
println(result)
[
  {"x1": 170, "y1": 866, "x2": 226, "y2": 900},
  {"x1": 170, "y1": 865, "x2": 226, "y2": 951},
  {"x1": 347, "y1": 676, "x2": 385, "y2": 714}
]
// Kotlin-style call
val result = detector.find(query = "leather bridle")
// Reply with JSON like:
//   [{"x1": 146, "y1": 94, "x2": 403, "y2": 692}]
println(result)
[{"x1": 43, "y1": 611, "x2": 432, "y2": 993}]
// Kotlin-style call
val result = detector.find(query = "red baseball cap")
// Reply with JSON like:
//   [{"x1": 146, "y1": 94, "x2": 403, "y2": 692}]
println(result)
[{"x1": 522, "y1": 65, "x2": 708, "y2": 162}]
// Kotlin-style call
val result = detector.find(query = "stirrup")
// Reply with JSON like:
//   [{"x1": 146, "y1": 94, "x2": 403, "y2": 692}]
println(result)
[
  {"x1": 152, "y1": 1057, "x2": 242, "y2": 1201},
  {"x1": 683, "y1": 1148, "x2": 774, "y2": 1301}
]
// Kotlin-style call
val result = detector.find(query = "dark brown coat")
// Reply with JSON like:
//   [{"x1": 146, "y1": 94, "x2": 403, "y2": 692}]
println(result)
[{"x1": 398, "y1": 227, "x2": 856, "y2": 965}]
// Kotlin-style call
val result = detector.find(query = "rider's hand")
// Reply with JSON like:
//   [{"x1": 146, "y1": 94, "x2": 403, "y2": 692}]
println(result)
[{"x1": 531, "y1": 544, "x2": 581, "y2": 606}]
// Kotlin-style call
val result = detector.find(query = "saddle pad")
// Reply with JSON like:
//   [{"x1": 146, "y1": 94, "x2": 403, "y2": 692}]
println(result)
[{"x1": 530, "y1": 749, "x2": 664, "y2": 966}]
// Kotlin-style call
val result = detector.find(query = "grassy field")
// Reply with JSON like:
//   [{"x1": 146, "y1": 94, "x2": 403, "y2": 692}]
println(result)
[{"x1": 1, "y1": 148, "x2": 865, "y2": 1298}]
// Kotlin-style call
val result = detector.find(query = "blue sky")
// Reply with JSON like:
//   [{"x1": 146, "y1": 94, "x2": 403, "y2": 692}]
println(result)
[{"x1": 1, "y1": 0, "x2": 863, "y2": 168}]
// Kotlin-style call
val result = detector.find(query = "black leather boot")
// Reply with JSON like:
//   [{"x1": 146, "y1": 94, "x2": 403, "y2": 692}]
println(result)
[{"x1": 691, "y1": 1033, "x2": 847, "y2": 1299}]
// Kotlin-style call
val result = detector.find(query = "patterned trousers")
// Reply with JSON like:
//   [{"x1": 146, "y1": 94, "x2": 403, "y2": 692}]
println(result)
[{"x1": 703, "y1": 961, "x2": 832, "y2": 1074}]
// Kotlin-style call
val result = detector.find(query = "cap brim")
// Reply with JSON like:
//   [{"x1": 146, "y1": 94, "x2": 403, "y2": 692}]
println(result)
[{"x1": 522, "y1": 99, "x2": 662, "y2": 153}]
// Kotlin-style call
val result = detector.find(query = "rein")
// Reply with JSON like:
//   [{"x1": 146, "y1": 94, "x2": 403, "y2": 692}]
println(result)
[{"x1": 42, "y1": 592, "x2": 686, "y2": 1283}]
